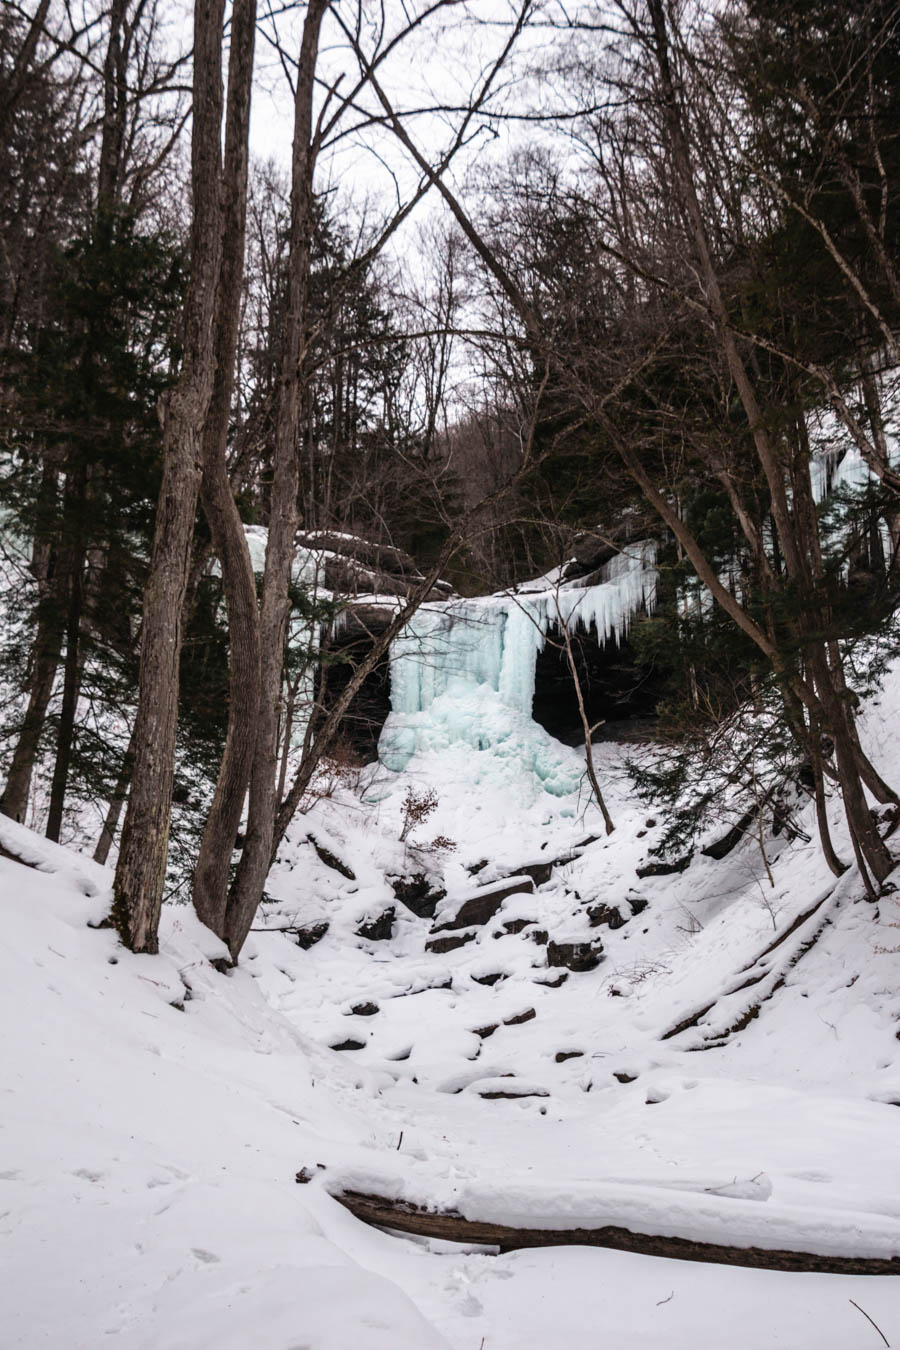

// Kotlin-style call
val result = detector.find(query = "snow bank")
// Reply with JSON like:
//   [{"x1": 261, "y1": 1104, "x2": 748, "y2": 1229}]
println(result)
[{"x1": 0, "y1": 843, "x2": 451, "y2": 1349}]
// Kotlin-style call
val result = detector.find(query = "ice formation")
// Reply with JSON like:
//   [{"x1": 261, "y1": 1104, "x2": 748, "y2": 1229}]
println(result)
[{"x1": 379, "y1": 542, "x2": 657, "y2": 774}]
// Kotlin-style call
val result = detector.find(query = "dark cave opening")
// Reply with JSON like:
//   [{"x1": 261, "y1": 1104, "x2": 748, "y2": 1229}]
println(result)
[{"x1": 531, "y1": 623, "x2": 662, "y2": 746}]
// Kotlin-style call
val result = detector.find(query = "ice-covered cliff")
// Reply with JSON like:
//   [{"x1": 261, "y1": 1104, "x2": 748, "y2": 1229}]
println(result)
[{"x1": 379, "y1": 541, "x2": 657, "y2": 775}]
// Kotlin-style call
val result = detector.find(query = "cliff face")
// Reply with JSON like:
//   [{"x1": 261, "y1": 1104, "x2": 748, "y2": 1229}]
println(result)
[{"x1": 317, "y1": 532, "x2": 661, "y2": 764}]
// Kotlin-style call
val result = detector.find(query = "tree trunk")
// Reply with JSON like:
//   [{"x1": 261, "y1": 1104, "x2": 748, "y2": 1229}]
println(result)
[
  {"x1": 554, "y1": 602, "x2": 613, "y2": 833},
  {"x1": 45, "y1": 461, "x2": 88, "y2": 841},
  {"x1": 0, "y1": 599, "x2": 63, "y2": 823},
  {"x1": 1, "y1": 455, "x2": 64, "y2": 823},
  {"x1": 191, "y1": 0, "x2": 259, "y2": 938},
  {"x1": 111, "y1": 0, "x2": 227, "y2": 953},
  {"x1": 270, "y1": 555, "x2": 455, "y2": 864},
  {"x1": 92, "y1": 723, "x2": 136, "y2": 865},
  {"x1": 645, "y1": 0, "x2": 895, "y2": 890},
  {"x1": 223, "y1": 0, "x2": 329, "y2": 962},
  {"x1": 96, "y1": 0, "x2": 129, "y2": 213}
]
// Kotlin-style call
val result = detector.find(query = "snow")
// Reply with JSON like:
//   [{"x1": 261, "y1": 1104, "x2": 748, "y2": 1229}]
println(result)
[{"x1": 4, "y1": 579, "x2": 900, "y2": 1349}]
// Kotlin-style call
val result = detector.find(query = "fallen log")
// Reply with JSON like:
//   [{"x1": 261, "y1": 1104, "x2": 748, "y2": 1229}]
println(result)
[{"x1": 331, "y1": 1189, "x2": 900, "y2": 1276}]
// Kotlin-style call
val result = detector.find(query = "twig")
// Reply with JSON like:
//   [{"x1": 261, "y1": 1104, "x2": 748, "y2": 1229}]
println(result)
[
  {"x1": 656, "y1": 1291, "x2": 674, "y2": 1306},
  {"x1": 849, "y1": 1298, "x2": 890, "y2": 1347}
]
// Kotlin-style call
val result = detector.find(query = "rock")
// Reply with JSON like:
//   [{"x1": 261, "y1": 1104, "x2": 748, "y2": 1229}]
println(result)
[
  {"x1": 501, "y1": 918, "x2": 534, "y2": 935},
  {"x1": 471, "y1": 971, "x2": 506, "y2": 986},
  {"x1": 518, "y1": 852, "x2": 581, "y2": 887},
  {"x1": 356, "y1": 908, "x2": 395, "y2": 941},
  {"x1": 562, "y1": 531, "x2": 619, "y2": 577},
  {"x1": 628, "y1": 896, "x2": 649, "y2": 916},
  {"x1": 555, "y1": 1050, "x2": 584, "y2": 1062},
  {"x1": 520, "y1": 859, "x2": 554, "y2": 886},
  {"x1": 587, "y1": 902, "x2": 629, "y2": 930},
  {"x1": 322, "y1": 555, "x2": 411, "y2": 598},
  {"x1": 473, "y1": 1024, "x2": 499, "y2": 1039},
  {"x1": 294, "y1": 922, "x2": 329, "y2": 950},
  {"x1": 331, "y1": 1038, "x2": 366, "y2": 1052},
  {"x1": 296, "y1": 530, "x2": 423, "y2": 581},
  {"x1": 534, "y1": 972, "x2": 569, "y2": 988},
  {"x1": 337, "y1": 603, "x2": 397, "y2": 641},
  {"x1": 546, "y1": 939, "x2": 605, "y2": 972},
  {"x1": 425, "y1": 930, "x2": 476, "y2": 954},
  {"x1": 635, "y1": 854, "x2": 692, "y2": 878},
  {"x1": 467, "y1": 859, "x2": 489, "y2": 875},
  {"x1": 701, "y1": 809, "x2": 757, "y2": 860},
  {"x1": 530, "y1": 929, "x2": 549, "y2": 945},
  {"x1": 403, "y1": 977, "x2": 453, "y2": 994},
  {"x1": 478, "y1": 1086, "x2": 549, "y2": 1100},
  {"x1": 504, "y1": 1008, "x2": 536, "y2": 1026},
  {"x1": 307, "y1": 834, "x2": 356, "y2": 880},
  {"x1": 614, "y1": 1071, "x2": 637, "y2": 1084},
  {"x1": 350, "y1": 1001, "x2": 379, "y2": 1016},
  {"x1": 433, "y1": 876, "x2": 535, "y2": 932},
  {"x1": 391, "y1": 873, "x2": 446, "y2": 919}
]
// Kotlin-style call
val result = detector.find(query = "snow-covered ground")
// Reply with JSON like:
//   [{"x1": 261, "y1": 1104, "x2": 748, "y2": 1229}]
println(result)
[{"x1": 3, "y1": 665, "x2": 900, "y2": 1346}]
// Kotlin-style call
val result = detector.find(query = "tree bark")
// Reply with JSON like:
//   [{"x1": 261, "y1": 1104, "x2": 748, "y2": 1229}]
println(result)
[
  {"x1": 92, "y1": 723, "x2": 136, "y2": 865},
  {"x1": 191, "y1": 0, "x2": 259, "y2": 938},
  {"x1": 223, "y1": 0, "x2": 329, "y2": 961},
  {"x1": 0, "y1": 597, "x2": 64, "y2": 824},
  {"x1": 111, "y1": 0, "x2": 227, "y2": 952},
  {"x1": 45, "y1": 460, "x2": 88, "y2": 841},
  {"x1": 553, "y1": 595, "x2": 614, "y2": 833}
]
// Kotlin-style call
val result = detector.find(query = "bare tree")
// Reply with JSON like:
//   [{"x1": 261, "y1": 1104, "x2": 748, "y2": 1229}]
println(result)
[
  {"x1": 112, "y1": 0, "x2": 256, "y2": 951},
  {"x1": 187, "y1": 0, "x2": 538, "y2": 959},
  {"x1": 354, "y1": 0, "x2": 897, "y2": 891}
]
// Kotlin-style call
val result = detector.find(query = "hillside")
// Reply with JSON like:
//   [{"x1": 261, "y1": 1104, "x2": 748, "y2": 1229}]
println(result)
[{"x1": 3, "y1": 663, "x2": 900, "y2": 1348}]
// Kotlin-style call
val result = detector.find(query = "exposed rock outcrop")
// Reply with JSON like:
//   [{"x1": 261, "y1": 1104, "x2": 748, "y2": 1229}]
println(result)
[
  {"x1": 546, "y1": 939, "x2": 605, "y2": 972},
  {"x1": 432, "y1": 876, "x2": 535, "y2": 933}
]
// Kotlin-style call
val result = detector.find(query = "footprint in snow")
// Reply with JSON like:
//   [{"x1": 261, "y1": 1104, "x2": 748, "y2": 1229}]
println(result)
[
  {"x1": 191, "y1": 1248, "x2": 221, "y2": 1264},
  {"x1": 73, "y1": 1168, "x2": 104, "y2": 1183},
  {"x1": 459, "y1": 1293, "x2": 483, "y2": 1317}
]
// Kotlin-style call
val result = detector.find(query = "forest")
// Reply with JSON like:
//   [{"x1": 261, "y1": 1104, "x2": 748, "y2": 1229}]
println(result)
[{"x1": 2, "y1": 1, "x2": 900, "y2": 1346}]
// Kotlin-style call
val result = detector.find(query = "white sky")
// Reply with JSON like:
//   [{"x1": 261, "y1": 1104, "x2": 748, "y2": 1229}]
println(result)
[{"x1": 244, "y1": 0, "x2": 568, "y2": 262}]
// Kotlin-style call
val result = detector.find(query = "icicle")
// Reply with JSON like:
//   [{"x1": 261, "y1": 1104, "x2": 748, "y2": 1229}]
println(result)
[{"x1": 381, "y1": 542, "x2": 657, "y2": 768}]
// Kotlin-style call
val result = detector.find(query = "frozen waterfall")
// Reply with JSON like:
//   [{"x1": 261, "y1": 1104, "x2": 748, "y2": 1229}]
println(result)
[{"x1": 379, "y1": 542, "x2": 657, "y2": 775}]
